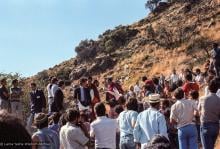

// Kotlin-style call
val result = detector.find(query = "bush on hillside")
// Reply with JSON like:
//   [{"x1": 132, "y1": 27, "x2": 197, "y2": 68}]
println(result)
[
  {"x1": 145, "y1": 0, "x2": 161, "y2": 12},
  {"x1": 75, "y1": 39, "x2": 98, "y2": 60},
  {"x1": 56, "y1": 68, "x2": 71, "y2": 80},
  {"x1": 36, "y1": 70, "x2": 49, "y2": 81},
  {"x1": 186, "y1": 36, "x2": 213, "y2": 57},
  {"x1": 101, "y1": 27, "x2": 139, "y2": 53}
]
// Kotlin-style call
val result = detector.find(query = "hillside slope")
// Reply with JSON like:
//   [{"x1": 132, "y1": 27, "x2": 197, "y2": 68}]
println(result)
[{"x1": 32, "y1": 0, "x2": 220, "y2": 89}]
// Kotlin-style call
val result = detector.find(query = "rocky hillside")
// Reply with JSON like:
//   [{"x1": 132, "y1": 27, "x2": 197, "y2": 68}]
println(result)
[{"x1": 32, "y1": 0, "x2": 220, "y2": 89}]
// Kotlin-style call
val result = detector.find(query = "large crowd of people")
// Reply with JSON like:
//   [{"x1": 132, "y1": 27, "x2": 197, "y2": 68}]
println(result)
[{"x1": 0, "y1": 43, "x2": 220, "y2": 149}]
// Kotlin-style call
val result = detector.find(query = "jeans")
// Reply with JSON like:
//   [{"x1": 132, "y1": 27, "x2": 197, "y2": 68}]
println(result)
[
  {"x1": 178, "y1": 124, "x2": 198, "y2": 149},
  {"x1": 120, "y1": 134, "x2": 135, "y2": 149},
  {"x1": 200, "y1": 122, "x2": 219, "y2": 149}
]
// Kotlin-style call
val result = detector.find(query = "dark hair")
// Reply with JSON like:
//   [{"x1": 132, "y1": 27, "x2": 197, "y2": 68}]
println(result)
[
  {"x1": 126, "y1": 97, "x2": 138, "y2": 112},
  {"x1": 0, "y1": 110, "x2": 32, "y2": 149},
  {"x1": 66, "y1": 108, "x2": 80, "y2": 122},
  {"x1": 190, "y1": 90, "x2": 199, "y2": 100},
  {"x1": 51, "y1": 112, "x2": 61, "y2": 124},
  {"x1": 107, "y1": 77, "x2": 113, "y2": 82},
  {"x1": 12, "y1": 79, "x2": 18, "y2": 85},
  {"x1": 195, "y1": 68, "x2": 201, "y2": 73},
  {"x1": 114, "y1": 105, "x2": 124, "y2": 115},
  {"x1": 213, "y1": 43, "x2": 218, "y2": 48},
  {"x1": 93, "y1": 80, "x2": 99, "y2": 84},
  {"x1": 108, "y1": 99, "x2": 117, "y2": 108},
  {"x1": 80, "y1": 77, "x2": 87, "y2": 85},
  {"x1": 174, "y1": 88, "x2": 184, "y2": 100},
  {"x1": 145, "y1": 135, "x2": 171, "y2": 149},
  {"x1": 176, "y1": 79, "x2": 183, "y2": 87},
  {"x1": 161, "y1": 99, "x2": 170, "y2": 108},
  {"x1": 30, "y1": 82, "x2": 36, "y2": 86},
  {"x1": 51, "y1": 77, "x2": 58, "y2": 84},
  {"x1": 208, "y1": 79, "x2": 219, "y2": 93},
  {"x1": 142, "y1": 76, "x2": 147, "y2": 82},
  {"x1": 185, "y1": 73, "x2": 192, "y2": 81},
  {"x1": 118, "y1": 96, "x2": 126, "y2": 106},
  {"x1": 59, "y1": 113, "x2": 67, "y2": 127},
  {"x1": 36, "y1": 119, "x2": 48, "y2": 129},
  {"x1": 58, "y1": 80, "x2": 65, "y2": 87},
  {"x1": 144, "y1": 84, "x2": 153, "y2": 91},
  {"x1": 152, "y1": 77, "x2": 159, "y2": 85},
  {"x1": 0, "y1": 78, "x2": 6, "y2": 84},
  {"x1": 88, "y1": 76, "x2": 93, "y2": 81},
  {"x1": 94, "y1": 102, "x2": 106, "y2": 117},
  {"x1": 149, "y1": 102, "x2": 160, "y2": 108}
]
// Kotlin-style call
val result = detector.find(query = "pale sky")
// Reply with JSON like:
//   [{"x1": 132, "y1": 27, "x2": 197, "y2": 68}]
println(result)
[{"x1": 0, "y1": 0, "x2": 148, "y2": 77}]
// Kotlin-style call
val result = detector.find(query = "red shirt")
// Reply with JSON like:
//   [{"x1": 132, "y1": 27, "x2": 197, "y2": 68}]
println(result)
[{"x1": 182, "y1": 82, "x2": 199, "y2": 97}]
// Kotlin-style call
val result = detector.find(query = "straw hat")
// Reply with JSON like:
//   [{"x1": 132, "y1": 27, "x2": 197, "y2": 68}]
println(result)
[{"x1": 148, "y1": 94, "x2": 161, "y2": 103}]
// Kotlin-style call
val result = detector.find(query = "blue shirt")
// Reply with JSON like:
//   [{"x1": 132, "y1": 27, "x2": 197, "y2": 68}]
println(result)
[
  {"x1": 33, "y1": 127, "x2": 60, "y2": 149},
  {"x1": 49, "y1": 123, "x2": 60, "y2": 135},
  {"x1": 133, "y1": 107, "x2": 168, "y2": 144},
  {"x1": 118, "y1": 110, "x2": 138, "y2": 137}
]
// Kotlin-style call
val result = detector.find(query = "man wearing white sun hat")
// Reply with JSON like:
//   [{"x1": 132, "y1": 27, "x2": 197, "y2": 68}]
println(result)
[{"x1": 134, "y1": 94, "x2": 168, "y2": 149}]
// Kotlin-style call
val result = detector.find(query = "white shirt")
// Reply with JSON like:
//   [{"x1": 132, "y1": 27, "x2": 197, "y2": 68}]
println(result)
[
  {"x1": 46, "y1": 83, "x2": 53, "y2": 98},
  {"x1": 195, "y1": 74, "x2": 204, "y2": 84},
  {"x1": 170, "y1": 99, "x2": 197, "y2": 128},
  {"x1": 51, "y1": 84, "x2": 59, "y2": 97},
  {"x1": 204, "y1": 86, "x2": 209, "y2": 96},
  {"x1": 170, "y1": 74, "x2": 179, "y2": 84},
  {"x1": 60, "y1": 122, "x2": 89, "y2": 149},
  {"x1": 90, "y1": 116, "x2": 118, "y2": 149},
  {"x1": 134, "y1": 85, "x2": 141, "y2": 94}
]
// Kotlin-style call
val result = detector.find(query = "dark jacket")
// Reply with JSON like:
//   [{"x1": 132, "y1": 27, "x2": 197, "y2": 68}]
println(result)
[
  {"x1": 74, "y1": 87, "x2": 91, "y2": 107},
  {"x1": 51, "y1": 88, "x2": 64, "y2": 112},
  {"x1": 30, "y1": 89, "x2": 46, "y2": 114}
]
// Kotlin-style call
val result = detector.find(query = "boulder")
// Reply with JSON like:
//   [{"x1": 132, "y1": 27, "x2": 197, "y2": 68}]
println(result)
[{"x1": 69, "y1": 67, "x2": 87, "y2": 80}]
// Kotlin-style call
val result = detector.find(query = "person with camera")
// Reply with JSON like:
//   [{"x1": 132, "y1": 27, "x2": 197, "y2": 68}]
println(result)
[{"x1": 60, "y1": 108, "x2": 89, "y2": 149}]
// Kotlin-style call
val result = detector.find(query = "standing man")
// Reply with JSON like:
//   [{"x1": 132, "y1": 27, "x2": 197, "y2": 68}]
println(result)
[
  {"x1": 46, "y1": 76, "x2": 54, "y2": 114},
  {"x1": 27, "y1": 82, "x2": 46, "y2": 133},
  {"x1": 51, "y1": 77, "x2": 59, "y2": 112},
  {"x1": 74, "y1": 78, "x2": 91, "y2": 111},
  {"x1": 170, "y1": 88, "x2": 198, "y2": 149},
  {"x1": 211, "y1": 43, "x2": 220, "y2": 77},
  {"x1": 10, "y1": 79, "x2": 23, "y2": 119},
  {"x1": 199, "y1": 79, "x2": 220, "y2": 149},
  {"x1": 60, "y1": 108, "x2": 89, "y2": 149},
  {"x1": 90, "y1": 102, "x2": 118, "y2": 149},
  {"x1": 51, "y1": 80, "x2": 65, "y2": 113},
  {"x1": 133, "y1": 94, "x2": 168, "y2": 149},
  {"x1": 170, "y1": 69, "x2": 179, "y2": 86},
  {"x1": 0, "y1": 78, "x2": 10, "y2": 111}
]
